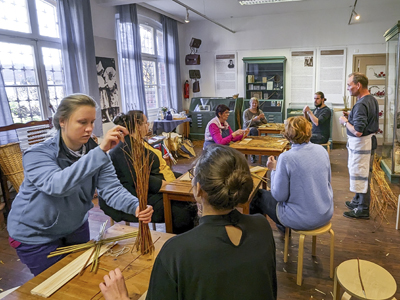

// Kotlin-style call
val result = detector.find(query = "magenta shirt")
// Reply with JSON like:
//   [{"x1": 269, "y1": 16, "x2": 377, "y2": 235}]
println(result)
[{"x1": 209, "y1": 123, "x2": 243, "y2": 145}]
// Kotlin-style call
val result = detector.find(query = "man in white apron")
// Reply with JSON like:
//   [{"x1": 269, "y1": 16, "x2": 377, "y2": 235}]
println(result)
[{"x1": 339, "y1": 72, "x2": 379, "y2": 219}]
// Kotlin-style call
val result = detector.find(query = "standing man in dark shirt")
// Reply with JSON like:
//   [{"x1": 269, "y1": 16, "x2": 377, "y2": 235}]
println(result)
[
  {"x1": 339, "y1": 72, "x2": 379, "y2": 219},
  {"x1": 303, "y1": 91, "x2": 331, "y2": 144}
]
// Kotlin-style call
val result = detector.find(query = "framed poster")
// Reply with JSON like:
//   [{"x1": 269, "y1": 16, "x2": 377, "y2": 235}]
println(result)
[{"x1": 96, "y1": 57, "x2": 120, "y2": 123}]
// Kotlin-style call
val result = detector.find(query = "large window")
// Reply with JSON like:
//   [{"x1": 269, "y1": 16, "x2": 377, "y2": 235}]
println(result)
[
  {"x1": 0, "y1": 0, "x2": 64, "y2": 123},
  {"x1": 139, "y1": 18, "x2": 168, "y2": 116}
]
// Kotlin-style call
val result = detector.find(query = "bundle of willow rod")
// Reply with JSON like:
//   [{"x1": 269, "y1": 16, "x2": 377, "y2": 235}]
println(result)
[
  {"x1": 251, "y1": 172, "x2": 268, "y2": 185},
  {"x1": 125, "y1": 117, "x2": 154, "y2": 255},
  {"x1": 47, "y1": 230, "x2": 139, "y2": 258},
  {"x1": 370, "y1": 154, "x2": 397, "y2": 223}
]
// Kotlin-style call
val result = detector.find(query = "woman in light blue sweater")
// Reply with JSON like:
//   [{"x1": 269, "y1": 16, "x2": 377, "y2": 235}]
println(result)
[{"x1": 251, "y1": 116, "x2": 333, "y2": 231}]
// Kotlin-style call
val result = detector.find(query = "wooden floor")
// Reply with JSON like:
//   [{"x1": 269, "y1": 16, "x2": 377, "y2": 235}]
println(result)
[{"x1": 1, "y1": 142, "x2": 400, "y2": 299}]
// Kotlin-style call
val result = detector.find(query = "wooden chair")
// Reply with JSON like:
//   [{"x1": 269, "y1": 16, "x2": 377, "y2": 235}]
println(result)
[
  {"x1": 284, "y1": 221, "x2": 335, "y2": 286},
  {"x1": 0, "y1": 119, "x2": 52, "y2": 212}
]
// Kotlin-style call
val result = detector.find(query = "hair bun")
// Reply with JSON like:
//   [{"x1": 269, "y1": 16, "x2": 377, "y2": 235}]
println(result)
[{"x1": 113, "y1": 113, "x2": 126, "y2": 126}]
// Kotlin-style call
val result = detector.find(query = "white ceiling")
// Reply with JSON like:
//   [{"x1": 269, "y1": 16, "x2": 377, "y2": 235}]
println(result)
[{"x1": 95, "y1": 0, "x2": 399, "y2": 23}]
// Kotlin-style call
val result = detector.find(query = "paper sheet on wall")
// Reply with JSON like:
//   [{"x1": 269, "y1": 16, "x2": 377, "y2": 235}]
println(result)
[
  {"x1": 290, "y1": 51, "x2": 315, "y2": 105},
  {"x1": 317, "y1": 49, "x2": 346, "y2": 104},
  {"x1": 215, "y1": 54, "x2": 237, "y2": 97}
]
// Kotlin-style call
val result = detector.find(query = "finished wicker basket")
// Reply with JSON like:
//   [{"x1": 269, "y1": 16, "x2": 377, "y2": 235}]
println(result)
[{"x1": 0, "y1": 142, "x2": 24, "y2": 193}]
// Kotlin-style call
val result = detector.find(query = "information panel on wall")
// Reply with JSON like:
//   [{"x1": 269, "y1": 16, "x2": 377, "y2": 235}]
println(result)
[
  {"x1": 290, "y1": 51, "x2": 315, "y2": 105},
  {"x1": 215, "y1": 53, "x2": 237, "y2": 96},
  {"x1": 317, "y1": 49, "x2": 346, "y2": 105}
]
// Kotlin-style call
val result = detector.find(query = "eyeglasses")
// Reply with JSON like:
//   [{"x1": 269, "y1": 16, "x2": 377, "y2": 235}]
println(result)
[{"x1": 188, "y1": 167, "x2": 195, "y2": 180}]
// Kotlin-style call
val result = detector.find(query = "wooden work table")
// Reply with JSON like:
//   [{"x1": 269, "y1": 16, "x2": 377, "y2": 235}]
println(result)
[
  {"x1": 257, "y1": 123, "x2": 284, "y2": 136},
  {"x1": 3, "y1": 224, "x2": 174, "y2": 300},
  {"x1": 230, "y1": 136, "x2": 288, "y2": 157},
  {"x1": 160, "y1": 167, "x2": 268, "y2": 234}
]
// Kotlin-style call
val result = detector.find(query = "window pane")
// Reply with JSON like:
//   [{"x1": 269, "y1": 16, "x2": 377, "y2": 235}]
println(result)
[
  {"x1": 142, "y1": 60, "x2": 156, "y2": 85},
  {"x1": 145, "y1": 86, "x2": 157, "y2": 109},
  {"x1": 36, "y1": 0, "x2": 59, "y2": 38},
  {"x1": 0, "y1": 42, "x2": 42, "y2": 123},
  {"x1": 156, "y1": 30, "x2": 164, "y2": 56},
  {"x1": 0, "y1": 0, "x2": 30, "y2": 33},
  {"x1": 41, "y1": 47, "x2": 64, "y2": 111},
  {"x1": 140, "y1": 24, "x2": 154, "y2": 55}
]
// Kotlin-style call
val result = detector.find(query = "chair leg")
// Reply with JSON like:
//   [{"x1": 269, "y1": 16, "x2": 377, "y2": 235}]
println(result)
[
  {"x1": 152, "y1": 222, "x2": 156, "y2": 231},
  {"x1": 312, "y1": 236, "x2": 317, "y2": 257},
  {"x1": 110, "y1": 218, "x2": 115, "y2": 226},
  {"x1": 329, "y1": 229, "x2": 335, "y2": 278},
  {"x1": 327, "y1": 143, "x2": 331, "y2": 156},
  {"x1": 333, "y1": 267, "x2": 341, "y2": 300},
  {"x1": 284, "y1": 227, "x2": 290, "y2": 263},
  {"x1": 297, "y1": 234, "x2": 305, "y2": 286},
  {"x1": 125, "y1": 222, "x2": 130, "y2": 226}
]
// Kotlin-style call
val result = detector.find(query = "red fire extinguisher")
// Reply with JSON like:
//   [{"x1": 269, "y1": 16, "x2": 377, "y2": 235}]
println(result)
[{"x1": 184, "y1": 80, "x2": 190, "y2": 99}]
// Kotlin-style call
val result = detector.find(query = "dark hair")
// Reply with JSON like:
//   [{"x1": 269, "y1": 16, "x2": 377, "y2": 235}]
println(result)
[
  {"x1": 113, "y1": 110, "x2": 144, "y2": 132},
  {"x1": 349, "y1": 72, "x2": 369, "y2": 88},
  {"x1": 215, "y1": 104, "x2": 230, "y2": 118},
  {"x1": 283, "y1": 116, "x2": 312, "y2": 144},
  {"x1": 193, "y1": 144, "x2": 253, "y2": 210},
  {"x1": 53, "y1": 94, "x2": 97, "y2": 130},
  {"x1": 315, "y1": 91, "x2": 327, "y2": 102}
]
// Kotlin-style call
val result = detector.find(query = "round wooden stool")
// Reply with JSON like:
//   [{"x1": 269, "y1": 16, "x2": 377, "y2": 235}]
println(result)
[
  {"x1": 333, "y1": 259, "x2": 397, "y2": 300},
  {"x1": 284, "y1": 221, "x2": 334, "y2": 286}
]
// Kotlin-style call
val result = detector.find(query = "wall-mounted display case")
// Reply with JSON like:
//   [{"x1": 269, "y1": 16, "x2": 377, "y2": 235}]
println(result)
[
  {"x1": 243, "y1": 57, "x2": 286, "y2": 123},
  {"x1": 382, "y1": 21, "x2": 400, "y2": 183}
]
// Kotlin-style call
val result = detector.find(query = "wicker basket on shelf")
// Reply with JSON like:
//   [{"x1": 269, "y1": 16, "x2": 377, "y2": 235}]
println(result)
[{"x1": 0, "y1": 142, "x2": 24, "y2": 192}]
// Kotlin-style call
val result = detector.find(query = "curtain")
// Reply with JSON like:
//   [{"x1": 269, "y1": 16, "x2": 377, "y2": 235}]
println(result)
[
  {"x1": 161, "y1": 16, "x2": 182, "y2": 112},
  {"x1": 57, "y1": 0, "x2": 103, "y2": 136},
  {"x1": 0, "y1": 64, "x2": 18, "y2": 145},
  {"x1": 116, "y1": 4, "x2": 147, "y2": 115}
]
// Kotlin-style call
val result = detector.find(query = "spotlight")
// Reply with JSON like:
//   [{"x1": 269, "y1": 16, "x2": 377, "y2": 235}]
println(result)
[
  {"x1": 185, "y1": 8, "x2": 190, "y2": 23},
  {"x1": 354, "y1": 11, "x2": 360, "y2": 20}
]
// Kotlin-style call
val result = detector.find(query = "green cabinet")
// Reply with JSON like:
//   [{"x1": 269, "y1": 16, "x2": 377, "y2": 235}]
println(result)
[{"x1": 243, "y1": 56, "x2": 286, "y2": 123}]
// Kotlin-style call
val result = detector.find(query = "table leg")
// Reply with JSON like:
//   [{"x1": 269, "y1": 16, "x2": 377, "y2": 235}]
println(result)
[{"x1": 163, "y1": 194, "x2": 173, "y2": 233}]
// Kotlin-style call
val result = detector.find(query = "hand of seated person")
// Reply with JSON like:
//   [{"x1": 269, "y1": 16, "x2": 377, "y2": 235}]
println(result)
[
  {"x1": 266, "y1": 156, "x2": 277, "y2": 171},
  {"x1": 259, "y1": 113, "x2": 265, "y2": 119},
  {"x1": 99, "y1": 268, "x2": 130, "y2": 300},
  {"x1": 232, "y1": 129, "x2": 245, "y2": 138},
  {"x1": 163, "y1": 153, "x2": 170, "y2": 161},
  {"x1": 303, "y1": 106, "x2": 310, "y2": 113},
  {"x1": 135, "y1": 205, "x2": 154, "y2": 223}
]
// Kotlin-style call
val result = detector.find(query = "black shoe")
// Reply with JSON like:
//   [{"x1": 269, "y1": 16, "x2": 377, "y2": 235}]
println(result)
[
  {"x1": 343, "y1": 208, "x2": 370, "y2": 220},
  {"x1": 345, "y1": 201, "x2": 357, "y2": 210}
]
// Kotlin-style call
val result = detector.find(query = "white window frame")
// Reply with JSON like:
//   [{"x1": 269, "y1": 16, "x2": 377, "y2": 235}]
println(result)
[
  {"x1": 139, "y1": 16, "x2": 165, "y2": 118},
  {"x1": 0, "y1": 0, "x2": 62, "y2": 122}
]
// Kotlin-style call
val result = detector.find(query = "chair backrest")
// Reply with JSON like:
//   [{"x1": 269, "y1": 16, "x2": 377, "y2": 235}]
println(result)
[{"x1": 0, "y1": 119, "x2": 53, "y2": 151}]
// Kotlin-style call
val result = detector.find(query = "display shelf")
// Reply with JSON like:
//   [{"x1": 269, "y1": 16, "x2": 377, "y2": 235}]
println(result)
[
  {"x1": 382, "y1": 21, "x2": 400, "y2": 182},
  {"x1": 243, "y1": 56, "x2": 286, "y2": 122}
]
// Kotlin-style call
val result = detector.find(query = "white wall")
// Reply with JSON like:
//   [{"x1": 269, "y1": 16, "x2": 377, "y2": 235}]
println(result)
[{"x1": 178, "y1": 3, "x2": 400, "y2": 142}]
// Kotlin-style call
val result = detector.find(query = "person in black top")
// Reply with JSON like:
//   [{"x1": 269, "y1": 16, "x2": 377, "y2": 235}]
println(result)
[
  {"x1": 303, "y1": 91, "x2": 331, "y2": 144},
  {"x1": 99, "y1": 110, "x2": 197, "y2": 234},
  {"x1": 339, "y1": 72, "x2": 379, "y2": 219},
  {"x1": 99, "y1": 144, "x2": 277, "y2": 300}
]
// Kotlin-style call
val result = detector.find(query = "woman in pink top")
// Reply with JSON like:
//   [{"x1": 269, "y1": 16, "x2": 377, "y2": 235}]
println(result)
[{"x1": 203, "y1": 104, "x2": 247, "y2": 149}]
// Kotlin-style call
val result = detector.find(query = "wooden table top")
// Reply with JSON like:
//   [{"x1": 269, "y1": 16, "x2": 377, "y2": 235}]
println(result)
[
  {"x1": 230, "y1": 136, "x2": 288, "y2": 153},
  {"x1": 4, "y1": 224, "x2": 174, "y2": 300},
  {"x1": 160, "y1": 168, "x2": 267, "y2": 197},
  {"x1": 257, "y1": 123, "x2": 284, "y2": 134}
]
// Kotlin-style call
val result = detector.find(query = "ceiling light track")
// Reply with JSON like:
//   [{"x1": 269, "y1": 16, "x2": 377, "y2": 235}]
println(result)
[
  {"x1": 171, "y1": 0, "x2": 235, "y2": 33},
  {"x1": 239, "y1": 0, "x2": 302, "y2": 5},
  {"x1": 348, "y1": 0, "x2": 360, "y2": 25}
]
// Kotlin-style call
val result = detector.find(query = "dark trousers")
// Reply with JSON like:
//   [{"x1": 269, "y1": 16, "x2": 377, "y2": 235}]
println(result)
[
  {"x1": 310, "y1": 133, "x2": 328, "y2": 144},
  {"x1": 250, "y1": 189, "x2": 284, "y2": 228},
  {"x1": 11, "y1": 221, "x2": 90, "y2": 276}
]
